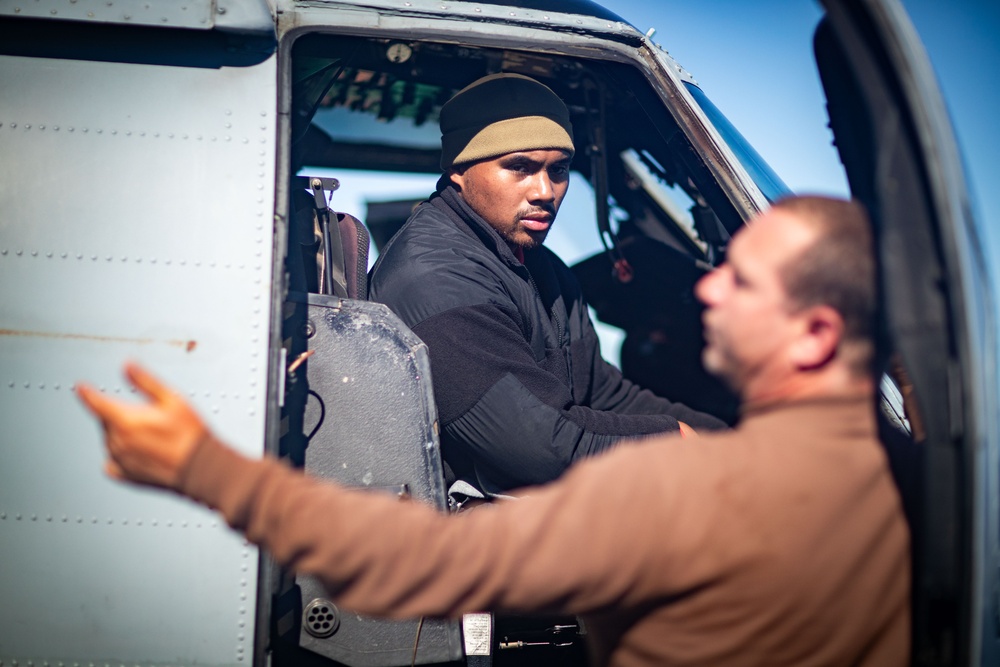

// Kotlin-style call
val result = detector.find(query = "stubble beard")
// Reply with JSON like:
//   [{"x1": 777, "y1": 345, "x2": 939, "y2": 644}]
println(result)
[
  {"x1": 701, "y1": 338, "x2": 743, "y2": 394},
  {"x1": 507, "y1": 206, "x2": 555, "y2": 250}
]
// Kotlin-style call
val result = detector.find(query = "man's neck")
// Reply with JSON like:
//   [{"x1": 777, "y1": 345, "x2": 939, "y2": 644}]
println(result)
[{"x1": 741, "y1": 367, "x2": 875, "y2": 407}]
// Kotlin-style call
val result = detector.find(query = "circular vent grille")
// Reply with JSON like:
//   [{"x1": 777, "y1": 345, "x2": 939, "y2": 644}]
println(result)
[{"x1": 303, "y1": 598, "x2": 341, "y2": 638}]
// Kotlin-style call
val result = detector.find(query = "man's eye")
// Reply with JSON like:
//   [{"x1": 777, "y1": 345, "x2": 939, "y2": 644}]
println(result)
[
  {"x1": 549, "y1": 164, "x2": 570, "y2": 178},
  {"x1": 505, "y1": 162, "x2": 532, "y2": 174}
]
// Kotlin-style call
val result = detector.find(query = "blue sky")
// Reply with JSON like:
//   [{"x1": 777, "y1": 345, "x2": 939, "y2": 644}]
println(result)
[{"x1": 606, "y1": 0, "x2": 1000, "y2": 286}]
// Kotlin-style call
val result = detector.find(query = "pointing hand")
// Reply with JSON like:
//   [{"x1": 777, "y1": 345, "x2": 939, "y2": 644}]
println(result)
[{"x1": 76, "y1": 363, "x2": 208, "y2": 489}]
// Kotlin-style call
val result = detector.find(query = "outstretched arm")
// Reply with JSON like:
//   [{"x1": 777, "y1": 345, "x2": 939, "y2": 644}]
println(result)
[{"x1": 74, "y1": 363, "x2": 700, "y2": 620}]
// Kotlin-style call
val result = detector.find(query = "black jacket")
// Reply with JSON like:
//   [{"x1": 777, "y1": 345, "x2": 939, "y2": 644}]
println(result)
[{"x1": 369, "y1": 186, "x2": 725, "y2": 495}]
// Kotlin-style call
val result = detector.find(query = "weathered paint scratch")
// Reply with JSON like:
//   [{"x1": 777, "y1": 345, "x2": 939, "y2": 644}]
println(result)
[{"x1": 0, "y1": 329, "x2": 197, "y2": 351}]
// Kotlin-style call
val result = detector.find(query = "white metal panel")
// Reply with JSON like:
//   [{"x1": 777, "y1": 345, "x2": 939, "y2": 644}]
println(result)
[
  {"x1": 0, "y1": 0, "x2": 275, "y2": 34},
  {"x1": 0, "y1": 0, "x2": 214, "y2": 28},
  {"x1": 0, "y1": 46, "x2": 276, "y2": 666}
]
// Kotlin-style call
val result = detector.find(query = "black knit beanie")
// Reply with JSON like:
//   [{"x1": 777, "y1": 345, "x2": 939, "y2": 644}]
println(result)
[{"x1": 439, "y1": 73, "x2": 575, "y2": 170}]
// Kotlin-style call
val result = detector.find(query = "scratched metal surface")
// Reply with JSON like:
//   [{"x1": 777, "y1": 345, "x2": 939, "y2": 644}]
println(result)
[
  {"x1": 0, "y1": 0, "x2": 274, "y2": 35},
  {"x1": 0, "y1": 46, "x2": 276, "y2": 666}
]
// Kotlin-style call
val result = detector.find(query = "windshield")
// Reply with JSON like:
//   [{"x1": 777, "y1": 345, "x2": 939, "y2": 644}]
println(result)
[{"x1": 684, "y1": 82, "x2": 791, "y2": 202}]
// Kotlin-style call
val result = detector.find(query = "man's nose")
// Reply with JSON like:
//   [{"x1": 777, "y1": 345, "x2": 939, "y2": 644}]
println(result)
[
  {"x1": 695, "y1": 267, "x2": 723, "y2": 306},
  {"x1": 528, "y1": 172, "x2": 555, "y2": 203}
]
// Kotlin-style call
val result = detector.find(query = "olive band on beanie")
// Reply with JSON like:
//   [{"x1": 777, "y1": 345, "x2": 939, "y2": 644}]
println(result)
[{"x1": 439, "y1": 73, "x2": 575, "y2": 170}]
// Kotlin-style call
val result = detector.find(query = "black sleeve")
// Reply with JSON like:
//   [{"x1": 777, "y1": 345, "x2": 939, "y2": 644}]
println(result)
[
  {"x1": 542, "y1": 246, "x2": 727, "y2": 431},
  {"x1": 582, "y1": 322, "x2": 728, "y2": 430},
  {"x1": 414, "y1": 304, "x2": 683, "y2": 491}
]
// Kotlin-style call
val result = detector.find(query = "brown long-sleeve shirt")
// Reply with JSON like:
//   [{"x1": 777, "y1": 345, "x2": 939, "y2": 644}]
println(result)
[{"x1": 179, "y1": 395, "x2": 909, "y2": 666}]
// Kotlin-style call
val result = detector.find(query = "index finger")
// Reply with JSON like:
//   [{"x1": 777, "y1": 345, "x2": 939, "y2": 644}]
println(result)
[
  {"x1": 124, "y1": 362, "x2": 174, "y2": 404},
  {"x1": 678, "y1": 421, "x2": 698, "y2": 438},
  {"x1": 75, "y1": 382, "x2": 120, "y2": 421}
]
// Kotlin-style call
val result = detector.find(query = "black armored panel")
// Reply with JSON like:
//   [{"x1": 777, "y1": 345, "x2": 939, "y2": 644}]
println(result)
[{"x1": 280, "y1": 292, "x2": 462, "y2": 667}]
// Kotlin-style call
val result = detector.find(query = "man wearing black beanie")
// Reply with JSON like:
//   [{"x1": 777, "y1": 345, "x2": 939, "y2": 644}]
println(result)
[{"x1": 368, "y1": 73, "x2": 726, "y2": 504}]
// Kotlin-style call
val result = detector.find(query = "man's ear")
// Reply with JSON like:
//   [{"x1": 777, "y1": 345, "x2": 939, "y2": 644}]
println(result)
[
  {"x1": 448, "y1": 168, "x2": 464, "y2": 190},
  {"x1": 790, "y1": 305, "x2": 844, "y2": 371}
]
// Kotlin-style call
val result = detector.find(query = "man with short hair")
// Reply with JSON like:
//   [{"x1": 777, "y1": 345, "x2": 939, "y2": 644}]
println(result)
[
  {"x1": 77, "y1": 194, "x2": 910, "y2": 666},
  {"x1": 368, "y1": 73, "x2": 725, "y2": 499}
]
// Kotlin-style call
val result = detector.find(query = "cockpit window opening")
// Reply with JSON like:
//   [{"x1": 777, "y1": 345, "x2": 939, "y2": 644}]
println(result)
[{"x1": 283, "y1": 27, "x2": 755, "y2": 416}]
